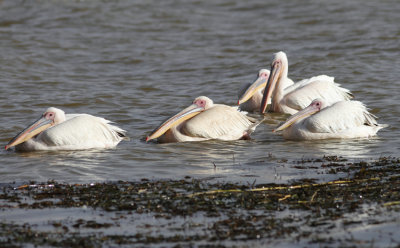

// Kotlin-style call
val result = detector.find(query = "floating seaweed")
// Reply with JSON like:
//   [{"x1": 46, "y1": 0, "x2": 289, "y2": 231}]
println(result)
[{"x1": 1, "y1": 156, "x2": 400, "y2": 247}]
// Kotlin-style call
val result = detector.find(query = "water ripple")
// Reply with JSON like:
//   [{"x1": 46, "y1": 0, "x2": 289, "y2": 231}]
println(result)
[{"x1": 0, "y1": 0, "x2": 398, "y2": 184}]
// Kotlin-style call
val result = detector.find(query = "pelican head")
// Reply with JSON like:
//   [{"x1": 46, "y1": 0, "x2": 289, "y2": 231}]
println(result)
[
  {"x1": 260, "y1": 51, "x2": 289, "y2": 113},
  {"x1": 146, "y1": 96, "x2": 212, "y2": 142},
  {"x1": 237, "y1": 69, "x2": 270, "y2": 105},
  {"x1": 274, "y1": 99, "x2": 324, "y2": 132},
  {"x1": 5, "y1": 107, "x2": 66, "y2": 150}
]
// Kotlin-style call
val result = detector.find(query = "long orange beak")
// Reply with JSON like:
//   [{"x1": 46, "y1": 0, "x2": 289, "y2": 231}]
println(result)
[
  {"x1": 146, "y1": 104, "x2": 205, "y2": 142},
  {"x1": 273, "y1": 104, "x2": 320, "y2": 132},
  {"x1": 260, "y1": 62, "x2": 281, "y2": 113},
  {"x1": 238, "y1": 75, "x2": 268, "y2": 105},
  {"x1": 5, "y1": 116, "x2": 53, "y2": 150}
]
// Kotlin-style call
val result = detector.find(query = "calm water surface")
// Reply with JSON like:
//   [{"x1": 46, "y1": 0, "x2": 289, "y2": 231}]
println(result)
[{"x1": 0, "y1": 0, "x2": 399, "y2": 184}]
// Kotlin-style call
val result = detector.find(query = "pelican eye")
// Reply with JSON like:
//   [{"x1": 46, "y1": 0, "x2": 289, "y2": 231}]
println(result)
[
  {"x1": 45, "y1": 112, "x2": 56, "y2": 120},
  {"x1": 195, "y1": 100, "x2": 206, "y2": 107}
]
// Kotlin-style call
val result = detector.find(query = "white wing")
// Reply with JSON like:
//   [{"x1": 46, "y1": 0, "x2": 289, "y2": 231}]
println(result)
[
  {"x1": 181, "y1": 105, "x2": 256, "y2": 140},
  {"x1": 284, "y1": 75, "x2": 353, "y2": 111},
  {"x1": 304, "y1": 101, "x2": 377, "y2": 133},
  {"x1": 38, "y1": 114, "x2": 126, "y2": 149}
]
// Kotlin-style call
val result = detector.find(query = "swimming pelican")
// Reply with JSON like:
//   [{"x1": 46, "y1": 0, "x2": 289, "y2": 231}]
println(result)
[
  {"x1": 259, "y1": 51, "x2": 353, "y2": 114},
  {"x1": 274, "y1": 99, "x2": 386, "y2": 140},
  {"x1": 5, "y1": 107, "x2": 127, "y2": 151},
  {"x1": 146, "y1": 96, "x2": 261, "y2": 143},
  {"x1": 238, "y1": 69, "x2": 271, "y2": 112}
]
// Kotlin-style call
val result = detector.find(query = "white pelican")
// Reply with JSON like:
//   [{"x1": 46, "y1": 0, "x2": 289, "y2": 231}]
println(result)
[
  {"x1": 259, "y1": 51, "x2": 353, "y2": 114},
  {"x1": 238, "y1": 69, "x2": 271, "y2": 112},
  {"x1": 238, "y1": 68, "x2": 295, "y2": 112},
  {"x1": 5, "y1": 107, "x2": 127, "y2": 151},
  {"x1": 273, "y1": 99, "x2": 386, "y2": 140},
  {"x1": 146, "y1": 96, "x2": 261, "y2": 143}
]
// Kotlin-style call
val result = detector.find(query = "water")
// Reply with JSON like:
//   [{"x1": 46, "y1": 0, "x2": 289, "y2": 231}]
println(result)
[{"x1": 0, "y1": 0, "x2": 399, "y2": 184}]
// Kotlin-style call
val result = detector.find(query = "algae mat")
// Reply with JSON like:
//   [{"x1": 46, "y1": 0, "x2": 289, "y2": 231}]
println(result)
[{"x1": 1, "y1": 156, "x2": 400, "y2": 247}]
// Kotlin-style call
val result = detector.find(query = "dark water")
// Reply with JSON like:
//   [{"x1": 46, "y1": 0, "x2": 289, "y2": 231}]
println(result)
[{"x1": 0, "y1": 0, "x2": 399, "y2": 184}]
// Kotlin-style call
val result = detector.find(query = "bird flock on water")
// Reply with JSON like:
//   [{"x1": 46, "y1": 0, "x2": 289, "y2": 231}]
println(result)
[{"x1": 5, "y1": 51, "x2": 386, "y2": 151}]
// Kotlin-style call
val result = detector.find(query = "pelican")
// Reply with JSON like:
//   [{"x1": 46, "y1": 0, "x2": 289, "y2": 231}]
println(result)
[
  {"x1": 146, "y1": 96, "x2": 261, "y2": 143},
  {"x1": 259, "y1": 51, "x2": 353, "y2": 114},
  {"x1": 238, "y1": 68, "x2": 295, "y2": 112},
  {"x1": 273, "y1": 99, "x2": 386, "y2": 140},
  {"x1": 5, "y1": 107, "x2": 127, "y2": 151},
  {"x1": 238, "y1": 69, "x2": 271, "y2": 112}
]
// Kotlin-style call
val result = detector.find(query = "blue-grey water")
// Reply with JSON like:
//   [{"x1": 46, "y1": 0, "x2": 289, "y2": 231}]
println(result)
[{"x1": 0, "y1": 0, "x2": 399, "y2": 185}]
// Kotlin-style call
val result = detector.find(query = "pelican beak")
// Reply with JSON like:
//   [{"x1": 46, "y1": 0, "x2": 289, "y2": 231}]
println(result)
[
  {"x1": 260, "y1": 62, "x2": 281, "y2": 113},
  {"x1": 238, "y1": 75, "x2": 268, "y2": 105},
  {"x1": 146, "y1": 104, "x2": 205, "y2": 142},
  {"x1": 5, "y1": 116, "x2": 53, "y2": 150},
  {"x1": 273, "y1": 104, "x2": 320, "y2": 132}
]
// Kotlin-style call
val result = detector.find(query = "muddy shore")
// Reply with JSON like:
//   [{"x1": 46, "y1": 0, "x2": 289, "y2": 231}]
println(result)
[{"x1": 1, "y1": 156, "x2": 400, "y2": 247}]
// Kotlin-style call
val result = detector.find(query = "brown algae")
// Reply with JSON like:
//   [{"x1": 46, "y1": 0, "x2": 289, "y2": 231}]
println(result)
[{"x1": 0, "y1": 156, "x2": 400, "y2": 247}]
